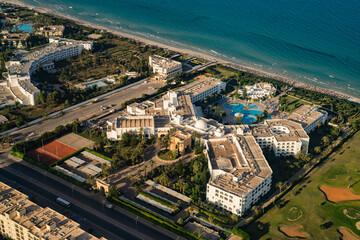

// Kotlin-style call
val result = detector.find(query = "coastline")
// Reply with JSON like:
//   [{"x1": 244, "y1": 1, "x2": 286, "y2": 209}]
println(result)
[{"x1": 3, "y1": 0, "x2": 360, "y2": 104}]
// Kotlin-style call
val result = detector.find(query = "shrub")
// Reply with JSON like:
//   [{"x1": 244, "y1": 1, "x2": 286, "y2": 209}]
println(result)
[{"x1": 232, "y1": 227, "x2": 250, "y2": 240}]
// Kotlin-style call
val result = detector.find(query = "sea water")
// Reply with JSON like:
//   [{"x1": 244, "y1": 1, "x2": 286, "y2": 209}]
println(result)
[{"x1": 20, "y1": 0, "x2": 360, "y2": 97}]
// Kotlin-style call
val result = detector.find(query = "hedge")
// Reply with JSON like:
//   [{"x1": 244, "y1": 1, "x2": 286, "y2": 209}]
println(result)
[
  {"x1": 110, "y1": 197, "x2": 198, "y2": 240},
  {"x1": 232, "y1": 226, "x2": 250, "y2": 240},
  {"x1": 138, "y1": 191, "x2": 178, "y2": 211},
  {"x1": 84, "y1": 148, "x2": 113, "y2": 163}
]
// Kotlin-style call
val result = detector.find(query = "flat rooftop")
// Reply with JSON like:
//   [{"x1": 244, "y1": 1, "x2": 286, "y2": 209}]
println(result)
[
  {"x1": 150, "y1": 55, "x2": 181, "y2": 69},
  {"x1": 286, "y1": 105, "x2": 326, "y2": 128},
  {"x1": 250, "y1": 119, "x2": 309, "y2": 142},
  {"x1": 175, "y1": 77, "x2": 223, "y2": 97},
  {"x1": 0, "y1": 182, "x2": 103, "y2": 239},
  {"x1": 207, "y1": 135, "x2": 272, "y2": 197}
]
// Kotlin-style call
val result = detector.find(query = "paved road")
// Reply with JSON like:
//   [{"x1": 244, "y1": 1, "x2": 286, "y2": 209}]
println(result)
[
  {"x1": 10, "y1": 81, "x2": 164, "y2": 141},
  {"x1": 0, "y1": 151, "x2": 181, "y2": 240}
]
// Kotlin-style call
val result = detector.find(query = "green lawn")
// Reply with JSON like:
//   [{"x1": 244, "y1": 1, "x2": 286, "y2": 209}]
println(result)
[{"x1": 244, "y1": 131, "x2": 360, "y2": 239}]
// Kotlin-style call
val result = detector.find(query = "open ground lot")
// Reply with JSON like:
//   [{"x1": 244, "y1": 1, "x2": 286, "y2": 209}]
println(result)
[
  {"x1": 26, "y1": 133, "x2": 95, "y2": 165},
  {"x1": 244, "y1": 131, "x2": 360, "y2": 239}
]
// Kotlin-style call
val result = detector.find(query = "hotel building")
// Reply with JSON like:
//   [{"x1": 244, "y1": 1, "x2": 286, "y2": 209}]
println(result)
[
  {"x1": 240, "y1": 82, "x2": 276, "y2": 99},
  {"x1": 205, "y1": 135, "x2": 272, "y2": 216},
  {"x1": 175, "y1": 77, "x2": 226, "y2": 103},
  {"x1": 149, "y1": 55, "x2": 182, "y2": 81},
  {"x1": 6, "y1": 38, "x2": 93, "y2": 105},
  {"x1": 0, "y1": 181, "x2": 106, "y2": 240},
  {"x1": 250, "y1": 119, "x2": 310, "y2": 157},
  {"x1": 285, "y1": 105, "x2": 328, "y2": 133}
]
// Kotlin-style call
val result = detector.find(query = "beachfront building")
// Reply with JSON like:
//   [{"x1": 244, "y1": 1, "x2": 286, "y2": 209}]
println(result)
[
  {"x1": 174, "y1": 77, "x2": 226, "y2": 103},
  {"x1": 250, "y1": 119, "x2": 310, "y2": 157},
  {"x1": 149, "y1": 55, "x2": 182, "y2": 81},
  {"x1": 285, "y1": 105, "x2": 328, "y2": 133},
  {"x1": 205, "y1": 135, "x2": 272, "y2": 216},
  {"x1": 36, "y1": 25, "x2": 65, "y2": 37},
  {"x1": 240, "y1": 82, "x2": 276, "y2": 99},
  {"x1": 106, "y1": 115, "x2": 171, "y2": 140},
  {"x1": 6, "y1": 38, "x2": 93, "y2": 105},
  {"x1": 0, "y1": 181, "x2": 106, "y2": 240}
]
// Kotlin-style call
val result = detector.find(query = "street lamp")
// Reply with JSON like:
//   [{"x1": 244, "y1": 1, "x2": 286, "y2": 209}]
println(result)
[
  {"x1": 136, "y1": 216, "x2": 139, "y2": 234},
  {"x1": 71, "y1": 185, "x2": 75, "y2": 196},
  {"x1": 43, "y1": 171, "x2": 47, "y2": 181}
]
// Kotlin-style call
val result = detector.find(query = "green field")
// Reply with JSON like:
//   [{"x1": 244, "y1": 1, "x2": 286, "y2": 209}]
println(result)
[{"x1": 244, "y1": 131, "x2": 360, "y2": 239}]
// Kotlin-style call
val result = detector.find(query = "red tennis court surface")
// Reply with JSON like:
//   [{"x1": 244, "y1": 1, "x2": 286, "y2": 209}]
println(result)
[{"x1": 27, "y1": 140, "x2": 77, "y2": 165}]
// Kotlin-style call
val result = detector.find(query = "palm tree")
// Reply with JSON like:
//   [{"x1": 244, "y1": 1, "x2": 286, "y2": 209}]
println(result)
[
  {"x1": 208, "y1": 216, "x2": 214, "y2": 224},
  {"x1": 194, "y1": 227, "x2": 205, "y2": 238},
  {"x1": 177, "y1": 179, "x2": 187, "y2": 194},
  {"x1": 276, "y1": 182, "x2": 284, "y2": 192},
  {"x1": 143, "y1": 165, "x2": 147, "y2": 178},
  {"x1": 231, "y1": 214, "x2": 238, "y2": 223}
]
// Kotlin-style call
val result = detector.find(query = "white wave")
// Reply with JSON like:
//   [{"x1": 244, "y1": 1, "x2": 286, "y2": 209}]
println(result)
[
  {"x1": 210, "y1": 50, "x2": 219, "y2": 54},
  {"x1": 329, "y1": 75, "x2": 334, "y2": 78}
]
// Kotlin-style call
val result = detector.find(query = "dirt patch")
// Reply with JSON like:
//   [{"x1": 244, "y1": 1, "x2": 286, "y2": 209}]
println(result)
[
  {"x1": 338, "y1": 227, "x2": 360, "y2": 240},
  {"x1": 356, "y1": 222, "x2": 360, "y2": 231},
  {"x1": 320, "y1": 186, "x2": 360, "y2": 202},
  {"x1": 279, "y1": 225, "x2": 309, "y2": 238}
]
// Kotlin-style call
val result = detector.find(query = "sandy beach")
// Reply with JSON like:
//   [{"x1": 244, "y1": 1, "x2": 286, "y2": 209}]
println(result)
[{"x1": 3, "y1": 0, "x2": 360, "y2": 104}]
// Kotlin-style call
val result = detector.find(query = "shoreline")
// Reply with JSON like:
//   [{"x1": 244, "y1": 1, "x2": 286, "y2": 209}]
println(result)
[{"x1": 3, "y1": 0, "x2": 360, "y2": 104}]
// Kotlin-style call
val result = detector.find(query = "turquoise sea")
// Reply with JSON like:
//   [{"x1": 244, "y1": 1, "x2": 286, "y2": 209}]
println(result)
[{"x1": 21, "y1": 0, "x2": 360, "y2": 97}]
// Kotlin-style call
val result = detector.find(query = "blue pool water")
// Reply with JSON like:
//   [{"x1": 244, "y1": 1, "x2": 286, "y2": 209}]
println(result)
[
  {"x1": 224, "y1": 102, "x2": 271, "y2": 124},
  {"x1": 12, "y1": 24, "x2": 34, "y2": 32},
  {"x1": 85, "y1": 78, "x2": 114, "y2": 88}
]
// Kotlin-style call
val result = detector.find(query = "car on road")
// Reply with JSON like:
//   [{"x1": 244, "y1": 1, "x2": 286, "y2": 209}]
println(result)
[{"x1": 105, "y1": 203, "x2": 113, "y2": 209}]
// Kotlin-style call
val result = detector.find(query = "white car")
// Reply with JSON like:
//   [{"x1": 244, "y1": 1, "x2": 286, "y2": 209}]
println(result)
[{"x1": 105, "y1": 203, "x2": 113, "y2": 209}]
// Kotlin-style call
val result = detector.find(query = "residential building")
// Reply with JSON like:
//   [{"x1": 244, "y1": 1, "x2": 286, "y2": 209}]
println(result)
[
  {"x1": 36, "y1": 25, "x2": 65, "y2": 37},
  {"x1": 205, "y1": 135, "x2": 272, "y2": 216},
  {"x1": 0, "y1": 181, "x2": 106, "y2": 240},
  {"x1": 149, "y1": 55, "x2": 182, "y2": 81},
  {"x1": 285, "y1": 105, "x2": 328, "y2": 133},
  {"x1": 240, "y1": 82, "x2": 276, "y2": 99},
  {"x1": 6, "y1": 38, "x2": 93, "y2": 105}
]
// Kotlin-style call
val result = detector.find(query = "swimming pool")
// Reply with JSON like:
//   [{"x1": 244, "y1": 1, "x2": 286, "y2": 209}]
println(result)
[
  {"x1": 224, "y1": 102, "x2": 270, "y2": 124},
  {"x1": 12, "y1": 24, "x2": 34, "y2": 32},
  {"x1": 85, "y1": 78, "x2": 115, "y2": 88}
]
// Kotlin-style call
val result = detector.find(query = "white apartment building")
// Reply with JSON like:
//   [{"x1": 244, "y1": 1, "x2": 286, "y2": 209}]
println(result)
[
  {"x1": 6, "y1": 38, "x2": 93, "y2": 105},
  {"x1": 175, "y1": 77, "x2": 226, "y2": 103},
  {"x1": 149, "y1": 55, "x2": 182, "y2": 81},
  {"x1": 240, "y1": 82, "x2": 276, "y2": 99},
  {"x1": 250, "y1": 119, "x2": 310, "y2": 157},
  {"x1": 286, "y1": 105, "x2": 328, "y2": 133},
  {"x1": 0, "y1": 182, "x2": 106, "y2": 240},
  {"x1": 205, "y1": 135, "x2": 272, "y2": 216}
]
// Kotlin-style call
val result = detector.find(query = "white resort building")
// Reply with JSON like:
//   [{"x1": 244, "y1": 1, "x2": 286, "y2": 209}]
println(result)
[
  {"x1": 106, "y1": 77, "x2": 322, "y2": 216},
  {"x1": 285, "y1": 105, "x2": 328, "y2": 133},
  {"x1": 149, "y1": 55, "x2": 182, "y2": 81},
  {"x1": 206, "y1": 135, "x2": 272, "y2": 216},
  {"x1": 6, "y1": 38, "x2": 93, "y2": 105},
  {"x1": 240, "y1": 82, "x2": 276, "y2": 99}
]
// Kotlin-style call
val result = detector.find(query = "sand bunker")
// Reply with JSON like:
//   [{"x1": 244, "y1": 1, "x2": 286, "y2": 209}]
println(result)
[
  {"x1": 338, "y1": 227, "x2": 360, "y2": 240},
  {"x1": 279, "y1": 225, "x2": 309, "y2": 238},
  {"x1": 320, "y1": 186, "x2": 360, "y2": 202},
  {"x1": 344, "y1": 208, "x2": 360, "y2": 219}
]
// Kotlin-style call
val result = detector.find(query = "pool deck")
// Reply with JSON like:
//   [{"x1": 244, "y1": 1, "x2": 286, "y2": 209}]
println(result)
[{"x1": 221, "y1": 98, "x2": 271, "y2": 124}]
